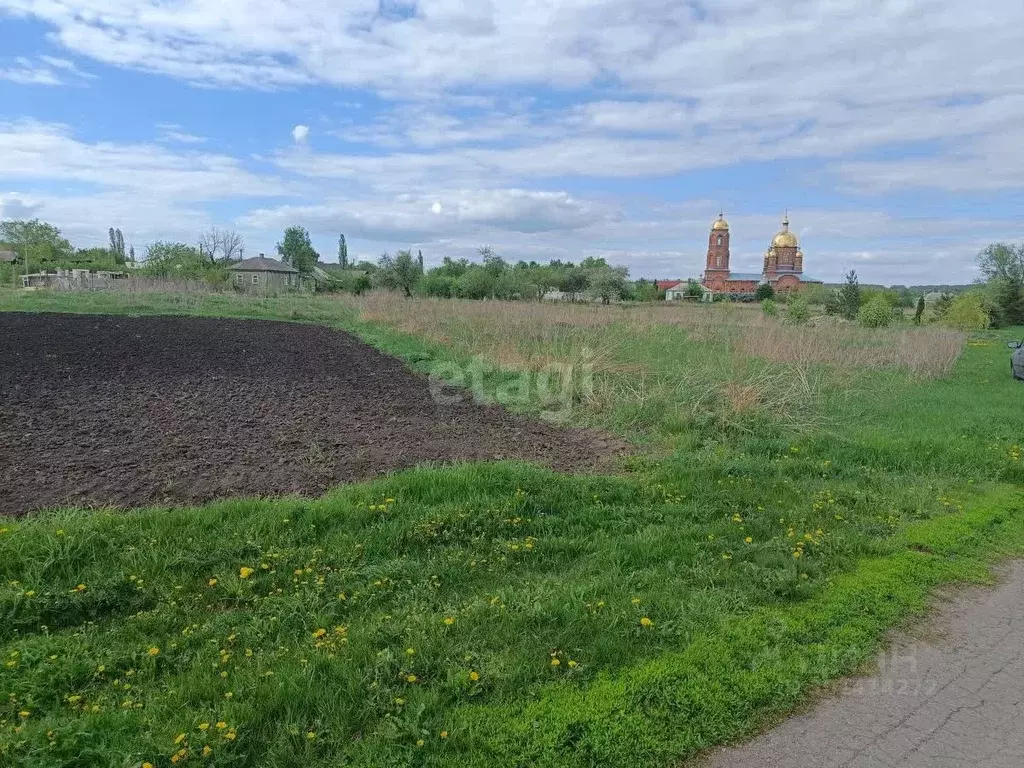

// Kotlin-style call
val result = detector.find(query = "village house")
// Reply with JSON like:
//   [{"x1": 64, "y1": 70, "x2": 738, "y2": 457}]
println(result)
[{"x1": 228, "y1": 255, "x2": 303, "y2": 294}]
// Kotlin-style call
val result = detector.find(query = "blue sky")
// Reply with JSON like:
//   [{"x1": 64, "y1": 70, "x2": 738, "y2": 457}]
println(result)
[{"x1": 1, "y1": 1, "x2": 1022, "y2": 284}]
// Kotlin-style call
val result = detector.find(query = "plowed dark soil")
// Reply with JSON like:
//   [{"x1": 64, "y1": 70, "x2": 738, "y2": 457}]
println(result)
[{"x1": 0, "y1": 313, "x2": 625, "y2": 516}]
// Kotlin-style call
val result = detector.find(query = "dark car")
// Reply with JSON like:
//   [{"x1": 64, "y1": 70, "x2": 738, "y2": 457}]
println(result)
[{"x1": 1011, "y1": 341, "x2": 1024, "y2": 381}]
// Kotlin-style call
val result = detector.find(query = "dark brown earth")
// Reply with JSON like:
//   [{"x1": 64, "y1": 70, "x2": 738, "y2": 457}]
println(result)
[{"x1": 0, "y1": 313, "x2": 625, "y2": 516}]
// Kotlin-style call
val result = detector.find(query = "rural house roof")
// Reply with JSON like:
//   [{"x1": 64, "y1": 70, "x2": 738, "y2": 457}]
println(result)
[
  {"x1": 729, "y1": 272, "x2": 764, "y2": 281},
  {"x1": 228, "y1": 256, "x2": 299, "y2": 273},
  {"x1": 0, "y1": 249, "x2": 17, "y2": 263},
  {"x1": 656, "y1": 280, "x2": 682, "y2": 291}
]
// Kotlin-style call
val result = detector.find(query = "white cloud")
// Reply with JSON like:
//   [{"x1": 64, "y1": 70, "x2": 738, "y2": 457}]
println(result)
[
  {"x1": 156, "y1": 124, "x2": 207, "y2": 144},
  {"x1": 0, "y1": 54, "x2": 92, "y2": 85},
  {"x1": 0, "y1": 121, "x2": 286, "y2": 200},
  {"x1": 292, "y1": 124, "x2": 310, "y2": 144}
]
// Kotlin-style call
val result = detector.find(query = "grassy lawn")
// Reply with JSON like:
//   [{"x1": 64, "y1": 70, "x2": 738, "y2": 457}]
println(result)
[{"x1": 1, "y1": 288, "x2": 1023, "y2": 767}]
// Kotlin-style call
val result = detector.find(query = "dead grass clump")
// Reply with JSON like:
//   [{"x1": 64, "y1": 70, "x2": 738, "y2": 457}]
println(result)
[{"x1": 735, "y1": 323, "x2": 965, "y2": 378}]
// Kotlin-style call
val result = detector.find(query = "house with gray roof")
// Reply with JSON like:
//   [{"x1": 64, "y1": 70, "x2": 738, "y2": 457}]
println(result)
[{"x1": 228, "y1": 254, "x2": 303, "y2": 294}]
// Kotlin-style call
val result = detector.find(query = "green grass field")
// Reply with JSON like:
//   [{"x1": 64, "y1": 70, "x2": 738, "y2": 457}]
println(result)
[{"x1": 2, "y1": 289, "x2": 1023, "y2": 767}]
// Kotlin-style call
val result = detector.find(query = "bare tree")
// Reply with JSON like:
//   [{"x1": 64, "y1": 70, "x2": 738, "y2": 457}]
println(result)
[{"x1": 198, "y1": 227, "x2": 245, "y2": 264}]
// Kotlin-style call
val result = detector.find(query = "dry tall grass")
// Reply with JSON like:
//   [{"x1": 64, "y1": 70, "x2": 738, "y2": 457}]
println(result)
[{"x1": 347, "y1": 294, "x2": 965, "y2": 379}]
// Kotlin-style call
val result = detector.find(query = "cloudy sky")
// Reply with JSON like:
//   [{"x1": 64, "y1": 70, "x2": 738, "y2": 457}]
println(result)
[{"x1": 1, "y1": 0, "x2": 1022, "y2": 284}]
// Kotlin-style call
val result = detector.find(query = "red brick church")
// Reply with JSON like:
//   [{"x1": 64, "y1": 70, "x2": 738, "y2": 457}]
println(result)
[{"x1": 701, "y1": 213, "x2": 821, "y2": 294}]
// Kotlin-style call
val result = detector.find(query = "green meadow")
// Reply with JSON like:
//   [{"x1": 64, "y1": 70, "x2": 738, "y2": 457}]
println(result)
[{"x1": 1, "y1": 289, "x2": 1023, "y2": 768}]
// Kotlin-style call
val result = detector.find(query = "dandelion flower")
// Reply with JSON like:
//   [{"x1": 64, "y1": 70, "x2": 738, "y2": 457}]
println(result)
[
  {"x1": 174, "y1": 733, "x2": 186, "y2": 744},
  {"x1": 312, "y1": 628, "x2": 327, "y2": 639},
  {"x1": 306, "y1": 732, "x2": 317, "y2": 741},
  {"x1": 239, "y1": 567, "x2": 255, "y2": 579},
  {"x1": 199, "y1": 723, "x2": 210, "y2": 731},
  {"x1": 469, "y1": 670, "x2": 480, "y2": 682},
  {"x1": 640, "y1": 617, "x2": 654, "y2": 628},
  {"x1": 208, "y1": 578, "x2": 218, "y2": 587},
  {"x1": 416, "y1": 739, "x2": 425, "y2": 748},
  {"x1": 406, "y1": 647, "x2": 415, "y2": 656},
  {"x1": 406, "y1": 674, "x2": 417, "y2": 683},
  {"x1": 440, "y1": 730, "x2": 449, "y2": 739},
  {"x1": 203, "y1": 746, "x2": 213, "y2": 757},
  {"x1": 216, "y1": 722, "x2": 227, "y2": 730},
  {"x1": 631, "y1": 597, "x2": 641, "y2": 605},
  {"x1": 550, "y1": 658, "x2": 561, "y2": 667},
  {"x1": 744, "y1": 537, "x2": 753, "y2": 544},
  {"x1": 568, "y1": 660, "x2": 578, "y2": 668},
  {"x1": 443, "y1": 617, "x2": 455, "y2": 626},
  {"x1": 147, "y1": 647, "x2": 161, "y2": 657}
]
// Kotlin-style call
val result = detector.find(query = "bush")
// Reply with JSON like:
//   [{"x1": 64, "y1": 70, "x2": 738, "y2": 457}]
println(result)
[
  {"x1": 786, "y1": 295, "x2": 810, "y2": 325},
  {"x1": 943, "y1": 293, "x2": 990, "y2": 331},
  {"x1": 761, "y1": 299, "x2": 778, "y2": 317},
  {"x1": 858, "y1": 296, "x2": 893, "y2": 328},
  {"x1": 754, "y1": 283, "x2": 775, "y2": 301}
]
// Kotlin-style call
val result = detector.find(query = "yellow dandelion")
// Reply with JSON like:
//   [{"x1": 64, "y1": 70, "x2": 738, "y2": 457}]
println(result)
[
  {"x1": 312, "y1": 628, "x2": 327, "y2": 639},
  {"x1": 550, "y1": 658, "x2": 561, "y2": 667},
  {"x1": 203, "y1": 746, "x2": 213, "y2": 757},
  {"x1": 216, "y1": 722, "x2": 227, "y2": 730},
  {"x1": 440, "y1": 730, "x2": 449, "y2": 739},
  {"x1": 198, "y1": 723, "x2": 210, "y2": 731},
  {"x1": 406, "y1": 674, "x2": 417, "y2": 683},
  {"x1": 208, "y1": 578, "x2": 218, "y2": 587},
  {"x1": 224, "y1": 730, "x2": 236, "y2": 741},
  {"x1": 744, "y1": 537, "x2": 753, "y2": 544},
  {"x1": 239, "y1": 567, "x2": 255, "y2": 579},
  {"x1": 406, "y1": 647, "x2": 415, "y2": 655},
  {"x1": 640, "y1": 617, "x2": 654, "y2": 628},
  {"x1": 469, "y1": 670, "x2": 480, "y2": 681},
  {"x1": 443, "y1": 616, "x2": 455, "y2": 626},
  {"x1": 568, "y1": 660, "x2": 578, "y2": 668},
  {"x1": 306, "y1": 731, "x2": 317, "y2": 741},
  {"x1": 416, "y1": 739, "x2": 425, "y2": 747},
  {"x1": 147, "y1": 647, "x2": 160, "y2": 657},
  {"x1": 174, "y1": 733, "x2": 187, "y2": 744}
]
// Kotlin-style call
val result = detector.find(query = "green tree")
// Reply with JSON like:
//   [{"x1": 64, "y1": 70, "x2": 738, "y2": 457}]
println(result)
[
  {"x1": 686, "y1": 279, "x2": 705, "y2": 299},
  {"x1": 858, "y1": 296, "x2": 893, "y2": 328},
  {"x1": 837, "y1": 270, "x2": 861, "y2": 320},
  {"x1": 587, "y1": 265, "x2": 629, "y2": 305},
  {"x1": 786, "y1": 294, "x2": 811, "y2": 325},
  {"x1": 276, "y1": 226, "x2": 319, "y2": 274},
  {"x1": 0, "y1": 219, "x2": 74, "y2": 271},
  {"x1": 932, "y1": 293, "x2": 955, "y2": 319},
  {"x1": 559, "y1": 268, "x2": 589, "y2": 301},
  {"x1": 108, "y1": 227, "x2": 126, "y2": 264},
  {"x1": 761, "y1": 298, "x2": 779, "y2": 317},
  {"x1": 976, "y1": 243, "x2": 1024, "y2": 327},
  {"x1": 141, "y1": 241, "x2": 223, "y2": 281},
  {"x1": 914, "y1": 294, "x2": 926, "y2": 325},
  {"x1": 754, "y1": 283, "x2": 775, "y2": 301},
  {"x1": 338, "y1": 234, "x2": 349, "y2": 269},
  {"x1": 375, "y1": 250, "x2": 422, "y2": 297},
  {"x1": 456, "y1": 266, "x2": 496, "y2": 299},
  {"x1": 944, "y1": 292, "x2": 990, "y2": 331}
]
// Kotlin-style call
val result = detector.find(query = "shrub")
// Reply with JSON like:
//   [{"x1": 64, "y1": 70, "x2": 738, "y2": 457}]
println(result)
[
  {"x1": 858, "y1": 296, "x2": 893, "y2": 328},
  {"x1": 943, "y1": 292, "x2": 990, "y2": 331},
  {"x1": 761, "y1": 299, "x2": 778, "y2": 317},
  {"x1": 786, "y1": 295, "x2": 810, "y2": 325},
  {"x1": 754, "y1": 283, "x2": 775, "y2": 301}
]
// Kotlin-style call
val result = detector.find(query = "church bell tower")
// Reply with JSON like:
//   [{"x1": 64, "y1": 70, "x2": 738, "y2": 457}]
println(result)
[{"x1": 704, "y1": 213, "x2": 730, "y2": 278}]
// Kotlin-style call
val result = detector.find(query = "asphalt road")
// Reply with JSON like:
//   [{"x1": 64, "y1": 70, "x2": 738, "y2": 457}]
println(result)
[{"x1": 699, "y1": 561, "x2": 1024, "y2": 768}]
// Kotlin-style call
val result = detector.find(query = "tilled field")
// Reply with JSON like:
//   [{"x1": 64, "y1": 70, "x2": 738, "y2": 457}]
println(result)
[{"x1": 0, "y1": 312, "x2": 624, "y2": 516}]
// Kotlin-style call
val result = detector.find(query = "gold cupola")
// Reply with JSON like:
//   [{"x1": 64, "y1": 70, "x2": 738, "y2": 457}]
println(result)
[
  {"x1": 771, "y1": 212, "x2": 798, "y2": 248},
  {"x1": 712, "y1": 212, "x2": 729, "y2": 230}
]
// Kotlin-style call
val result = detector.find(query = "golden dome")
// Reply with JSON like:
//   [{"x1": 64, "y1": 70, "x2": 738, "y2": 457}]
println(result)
[
  {"x1": 712, "y1": 213, "x2": 729, "y2": 230},
  {"x1": 771, "y1": 213, "x2": 798, "y2": 248}
]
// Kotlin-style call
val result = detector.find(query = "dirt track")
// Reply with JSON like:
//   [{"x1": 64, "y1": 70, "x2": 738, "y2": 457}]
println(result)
[{"x1": 0, "y1": 312, "x2": 624, "y2": 516}]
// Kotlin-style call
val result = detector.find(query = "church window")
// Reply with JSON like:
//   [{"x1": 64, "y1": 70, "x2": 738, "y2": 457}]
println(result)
[
  {"x1": 717, "y1": 236, "x2": 723, "y2": 246},
  {"x1": 716, "y1": 255, "x2": 722, "y2": 267}
]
